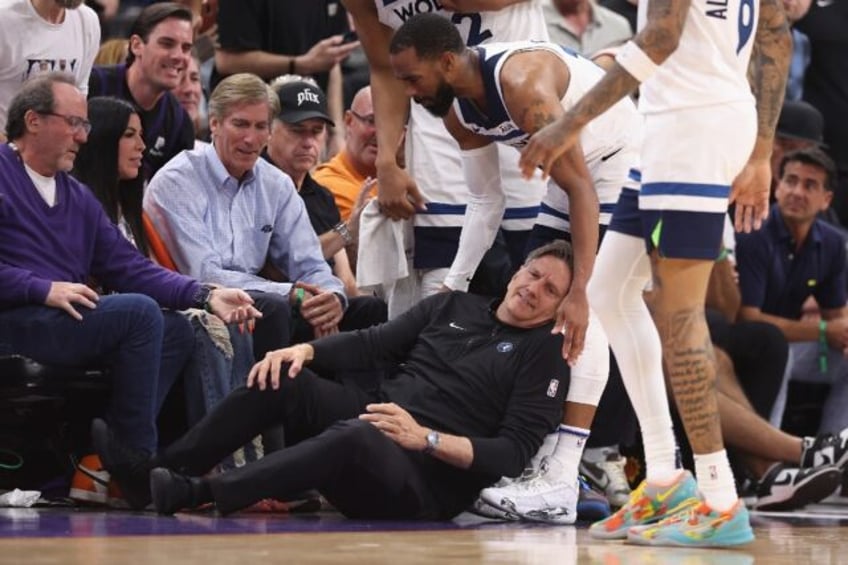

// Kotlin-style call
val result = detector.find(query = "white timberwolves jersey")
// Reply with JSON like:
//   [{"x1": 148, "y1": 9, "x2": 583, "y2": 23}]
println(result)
[
  {"x1": 638, "y1": 0, "x2": 759, "y2": 113},
  {"x1": 376, "y1": 0, "x2": 548, "y2": 43},
  {"x1": 375, "y1": 1, "x2": 549, "y2": 265},
  {"x1": 453, "y1": 41, "x2": 641, "y2": 167},
  {"x1": 452, "y1": 41, "x2": 642, "y2": 230}
]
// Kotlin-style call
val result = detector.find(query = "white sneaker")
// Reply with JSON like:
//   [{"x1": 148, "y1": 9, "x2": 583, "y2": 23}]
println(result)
[
  {"x1": 468, "y1": 496, "x2": 519, "y2": 521},
  {"x1": 480, "y1": 460, "x2": 578, "y2": 524},
  {"x1": 580, "y1": 448, "x2": 632, "y2": 508}
]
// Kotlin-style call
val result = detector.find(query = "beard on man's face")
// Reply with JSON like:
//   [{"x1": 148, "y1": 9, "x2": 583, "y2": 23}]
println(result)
[{"x1": 415, "y1": 81, "x2": 456, "y2": 118}]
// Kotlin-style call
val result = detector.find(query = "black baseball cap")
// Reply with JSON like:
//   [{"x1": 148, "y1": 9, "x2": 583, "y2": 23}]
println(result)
[
  {"x1": 777, "y1": 100, "x2": 826, "y2": 147},
  {"x1": 274, "y1": 81, "x2": 335, "y2": 127}
]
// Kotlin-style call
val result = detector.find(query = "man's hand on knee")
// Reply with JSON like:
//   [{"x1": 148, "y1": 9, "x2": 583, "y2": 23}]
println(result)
[
  {"x1": 247, "y1": 344, "x2": 315, "y2": 390},
  {"x1": 45, "y1": 281, "x2": 100, "y2": 320}
]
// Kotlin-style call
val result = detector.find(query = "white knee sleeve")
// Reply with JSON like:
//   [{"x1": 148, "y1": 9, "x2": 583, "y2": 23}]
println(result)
[{"x1": 566, "y1": 308, "x2": 610, "y2": 406}]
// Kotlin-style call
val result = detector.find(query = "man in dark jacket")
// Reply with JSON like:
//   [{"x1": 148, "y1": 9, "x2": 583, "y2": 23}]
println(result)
[{"x1": 95, "y1": 240, "x2": 574, "y2": 519}]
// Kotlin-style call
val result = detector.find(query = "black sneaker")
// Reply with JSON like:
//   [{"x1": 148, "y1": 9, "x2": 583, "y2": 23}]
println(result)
[
  {"x1": 91, "y1": 418, "x2": 153, "y2": 510},
  {"x1": 753, "y1": 462, "x2": 842, "y2": 511},
  {"x1": 800, "y1": 428, "x2": 848, "y2": 470},
  {"x1": 150, "y1": 467, "x2": 195, "y2": 516}
]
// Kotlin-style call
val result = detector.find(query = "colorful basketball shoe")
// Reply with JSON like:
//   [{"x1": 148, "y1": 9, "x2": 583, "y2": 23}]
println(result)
[
  {"x1": 589, "y1": 470, "x2": 699, "y2": 539},
  {"x1": 627, "y1": 499, "x2": 755, "y2": 547}
]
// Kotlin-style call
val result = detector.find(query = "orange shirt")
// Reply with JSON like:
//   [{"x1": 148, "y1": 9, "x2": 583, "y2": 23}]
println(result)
[{"x1": 313, "y1": 150, "x2": 376, "y2": 221}]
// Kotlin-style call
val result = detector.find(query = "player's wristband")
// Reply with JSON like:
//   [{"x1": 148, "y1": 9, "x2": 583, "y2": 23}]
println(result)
[
  {"x1": 292, "y1": 287, "x2": 305, "y2": 318},
  {"x1": 616, "y1": 40, "x2": 660, "y2": 83},
  {"x1": 818, "y1": 319, "x2": 828, "y2": 374}
]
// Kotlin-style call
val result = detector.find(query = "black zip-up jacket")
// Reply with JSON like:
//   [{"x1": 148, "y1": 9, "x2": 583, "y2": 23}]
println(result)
[{"x1": 311, "y1": 291, "x2": 568, "y2": 511}]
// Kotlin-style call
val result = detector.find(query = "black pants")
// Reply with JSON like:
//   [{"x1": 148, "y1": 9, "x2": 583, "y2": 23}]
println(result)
[
  {"x1": 156, "y1": 369, "x2": 441, "y2": 518},
  {"x1": 247, "y1": 291, "x2": 294, "y2": 362},
  {"x1": 249, "y1": 290, "x2": 388, "y2": 358},
  {"x1": 706, "y1": 309, "x2": 788, "y2": 420}
]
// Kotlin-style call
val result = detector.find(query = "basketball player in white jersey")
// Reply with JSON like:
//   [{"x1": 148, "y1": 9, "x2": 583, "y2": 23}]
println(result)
[
  {"x1": 345, "y1": 0, "x2": 553, "y2": 302},
  {"x1": 388, "y1": 14, "x2": 684, "y2": 531},
  {"x1": 517, "y1": 0, "x2": 792, "y2": 546},
  {"x1": 344, "y1": 0, "x2": 613, "y2": 523}
]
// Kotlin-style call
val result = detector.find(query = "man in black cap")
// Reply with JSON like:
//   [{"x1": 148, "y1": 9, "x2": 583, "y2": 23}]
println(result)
[
  {"x1": 770, "y1": 100, "x2": 845, "y2": 230},
  {"x1": 771, "y1": 100, "x2": 826, "y2": 192},
  {"x1": 264, "y1": 77, "x2": 386, "y2": 335}
]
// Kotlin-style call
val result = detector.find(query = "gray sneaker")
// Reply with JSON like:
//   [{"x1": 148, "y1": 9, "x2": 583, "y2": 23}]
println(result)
[{"x1": 580, "y1": 448, "x2": 632, "y2": 508}]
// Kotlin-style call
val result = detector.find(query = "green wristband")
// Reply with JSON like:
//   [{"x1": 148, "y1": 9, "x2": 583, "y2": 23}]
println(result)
[{"x1": 819, "y1": 319, "x2": 828, "y2": 374}]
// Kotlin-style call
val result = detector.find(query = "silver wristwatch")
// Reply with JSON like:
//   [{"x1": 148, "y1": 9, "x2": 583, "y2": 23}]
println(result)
[
  {"x1": 332, "y1": 221, "x2": 353, "y2": 244},
  {"x1": 423, "y1": 430, "x2": 440, "y2": 455}
]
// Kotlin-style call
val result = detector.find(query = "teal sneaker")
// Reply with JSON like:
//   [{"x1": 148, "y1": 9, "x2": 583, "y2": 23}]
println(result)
[
  {"x1": 627, "y1": 499, "x2": 755, "y2": 547},
  {"x1": 589, "y1": 470, "x2": 699, "y2": 540}
]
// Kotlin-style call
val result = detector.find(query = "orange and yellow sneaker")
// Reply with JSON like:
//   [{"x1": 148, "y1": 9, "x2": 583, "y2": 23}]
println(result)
[
  {"x1": 589, "y1": 470, "x2": 699, "y2": 540},
  {"x1": 627, "y1": 499, "x2": 754, "y2": 547}
]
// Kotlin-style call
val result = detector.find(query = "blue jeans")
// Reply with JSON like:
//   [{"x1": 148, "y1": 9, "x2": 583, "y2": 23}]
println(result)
[
  {"x1": 183, "y1": 315, "x2": 255, "y2": 427},
  {"x1": 182, "y1": 314, "x2": 258, "y2": 468},
  {"x1": 0, "y1": 294, "x2": 193, "y2": 453}
]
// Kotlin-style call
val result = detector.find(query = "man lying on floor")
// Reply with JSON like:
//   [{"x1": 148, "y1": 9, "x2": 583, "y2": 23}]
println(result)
[{"x1": 93, "y1": 240, "x2": 573, "y2": 519}]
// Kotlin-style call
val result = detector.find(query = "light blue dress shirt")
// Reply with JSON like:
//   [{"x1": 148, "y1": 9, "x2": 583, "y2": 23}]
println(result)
[{"x1": 143, "y1": 143, "x2": 345, "y2": 303}]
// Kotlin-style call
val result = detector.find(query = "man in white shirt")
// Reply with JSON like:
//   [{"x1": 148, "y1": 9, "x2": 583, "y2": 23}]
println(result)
[{"x1": 0, "y1": 0, "x2": 100, "y2": 141}]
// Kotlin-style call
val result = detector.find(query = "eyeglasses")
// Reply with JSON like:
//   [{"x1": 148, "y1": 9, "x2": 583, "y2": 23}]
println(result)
[
  {"x1": 41, "y1": 112, "x2": 92, "y2": 134},
  {"x1": 349, "y1": 110, "x2": 376, "y2": 128}
]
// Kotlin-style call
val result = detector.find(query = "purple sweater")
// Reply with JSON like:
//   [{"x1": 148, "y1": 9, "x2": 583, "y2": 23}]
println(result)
[{"x1": 0, "y1": 144, "x2": 199, "y2": 310}]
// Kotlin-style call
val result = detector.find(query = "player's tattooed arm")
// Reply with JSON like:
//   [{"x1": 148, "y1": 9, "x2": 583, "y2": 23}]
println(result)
[
  {"x1": 552, "y1": 0, "x2": 690, "y2": 128},
  {"x1": 748, "y1": 0, "x2": 792, "y2": 159}
]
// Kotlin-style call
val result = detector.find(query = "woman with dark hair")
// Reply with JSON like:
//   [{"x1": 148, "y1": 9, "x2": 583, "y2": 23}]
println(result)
[
  {"x1": 69, "y1": 97, "x2": 258, "y2": 506},
  {"x1": 73, "y1": 97, "x2": 148, "y2": 255}
]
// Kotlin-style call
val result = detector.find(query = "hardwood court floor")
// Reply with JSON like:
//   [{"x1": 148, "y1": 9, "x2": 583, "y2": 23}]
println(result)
[{"x1": 0, "y1": 504, "x2": 847, "y2": 565}]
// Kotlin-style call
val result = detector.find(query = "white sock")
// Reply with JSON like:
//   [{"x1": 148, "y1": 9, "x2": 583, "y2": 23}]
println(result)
[
  {"x1": 694, "y1": 450, "x2": 738, "y2": 511},
  {"x1": 548, "y1": 425, "x2": 590, "y2": 487},
  {"x1": 642, "y1": 416, "x2": 680, "y2": 483},
  {"x1": 527, "y1": 432, "x2": 560, "y2": 474}
]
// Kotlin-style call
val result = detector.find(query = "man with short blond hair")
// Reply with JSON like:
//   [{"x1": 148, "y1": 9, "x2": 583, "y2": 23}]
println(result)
[{"x1": 146, "y1": 73, "x2": 364, "y2": 364}]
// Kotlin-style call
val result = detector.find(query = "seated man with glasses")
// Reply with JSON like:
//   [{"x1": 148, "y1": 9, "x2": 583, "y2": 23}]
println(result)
[
  {"x1": 0, "y1": 73, "x2": 261, "y2": 510},
  {"x1": 40, "y1": 111, "x2": 93, "y2": 134}
]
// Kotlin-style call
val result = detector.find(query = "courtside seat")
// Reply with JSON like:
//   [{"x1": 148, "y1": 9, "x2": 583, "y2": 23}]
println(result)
[
  {"x1": 0, "y1": 354, "x2": 109, "y2": 403},
  {"x1": 0, "y1": 355, "x2": 111, "y2": 491}
]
